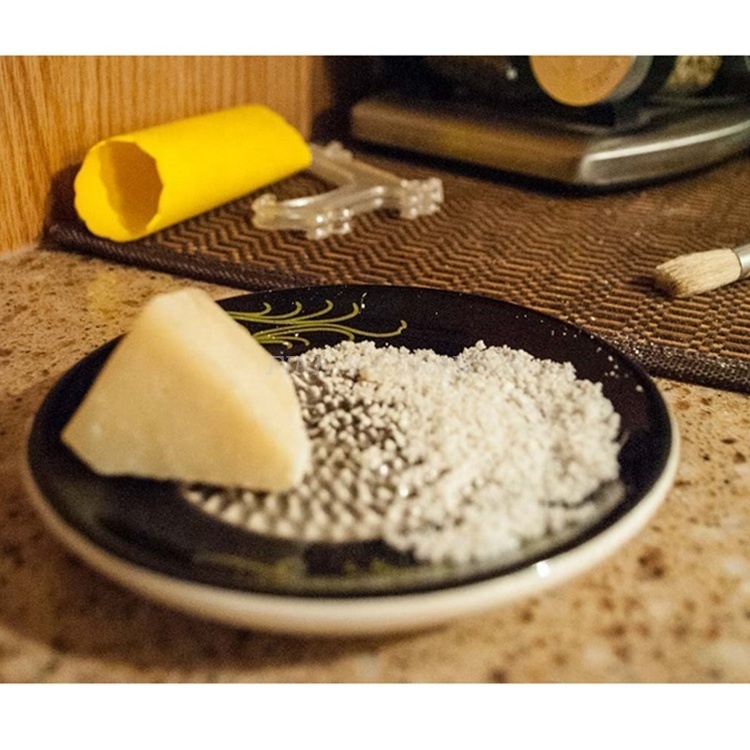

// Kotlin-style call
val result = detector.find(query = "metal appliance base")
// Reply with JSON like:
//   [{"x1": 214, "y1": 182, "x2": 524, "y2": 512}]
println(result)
[{"x1": 351, "y1": 93, "x2": 750, "y2": 188}]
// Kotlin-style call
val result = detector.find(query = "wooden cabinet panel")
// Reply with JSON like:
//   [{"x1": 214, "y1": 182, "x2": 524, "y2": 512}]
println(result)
[{"x1": 0, "y1": 56, "x2": 320, "y2": 251}]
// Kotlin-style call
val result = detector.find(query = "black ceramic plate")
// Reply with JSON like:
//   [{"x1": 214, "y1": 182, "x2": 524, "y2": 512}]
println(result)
[{"x1": 24, "y1": 285, "x2": 678, "y2": 635}]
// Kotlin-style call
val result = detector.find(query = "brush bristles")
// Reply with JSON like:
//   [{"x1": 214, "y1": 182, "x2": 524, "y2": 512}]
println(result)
[{"x1": 654, "y1": 248, "x2": 742, "y2": 298}]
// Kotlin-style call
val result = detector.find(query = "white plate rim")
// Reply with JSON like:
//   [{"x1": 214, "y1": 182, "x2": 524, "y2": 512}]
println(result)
[{"x1": 21, "y1": 404, "x2": 679, "y2": 637}]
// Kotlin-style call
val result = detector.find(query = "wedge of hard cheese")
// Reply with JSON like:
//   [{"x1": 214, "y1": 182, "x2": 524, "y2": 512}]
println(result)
[{"x1": 61, "y1": 288, "x2": 311, "y2": 491}]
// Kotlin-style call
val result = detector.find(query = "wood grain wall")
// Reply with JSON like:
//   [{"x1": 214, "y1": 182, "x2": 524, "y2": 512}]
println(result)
[{"x1": 0, "y1": 56, "x2": 328, "y2": 251}]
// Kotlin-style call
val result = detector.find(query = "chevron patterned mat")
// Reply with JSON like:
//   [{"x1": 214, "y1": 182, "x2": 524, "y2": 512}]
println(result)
[{"x1": 43, "y1": 149, "x2": 750, "y2": 394}]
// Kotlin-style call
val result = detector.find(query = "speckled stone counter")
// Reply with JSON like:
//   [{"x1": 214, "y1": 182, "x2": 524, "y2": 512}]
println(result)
[{"x1": 1, "y1": 246, "x2": 749, "y2": 682}]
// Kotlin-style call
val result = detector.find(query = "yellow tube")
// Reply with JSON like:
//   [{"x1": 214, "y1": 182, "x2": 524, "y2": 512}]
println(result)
[{"x1": 74, "y1": 104, "x2": 312, "y2": 242}]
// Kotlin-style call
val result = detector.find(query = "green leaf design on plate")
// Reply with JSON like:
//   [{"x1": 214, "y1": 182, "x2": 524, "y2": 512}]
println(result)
[{"x1": 229, "y1": 299, "x2": 407, "y2": 349}]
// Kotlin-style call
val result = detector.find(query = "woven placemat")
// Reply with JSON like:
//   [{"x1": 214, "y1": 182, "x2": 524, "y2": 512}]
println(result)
[{"x1": 42, "y1": 149, "x2": 750, "y2": 394}]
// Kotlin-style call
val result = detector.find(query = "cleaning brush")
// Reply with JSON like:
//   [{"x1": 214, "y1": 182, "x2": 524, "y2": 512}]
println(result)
[{"x1": 654, "y1": 242, "x2": 750, "y2": 298}]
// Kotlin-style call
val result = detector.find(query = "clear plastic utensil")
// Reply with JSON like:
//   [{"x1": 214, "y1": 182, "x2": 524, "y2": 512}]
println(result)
[{"x1": 251, "y1": 141, "x2": 444, "y2": 240}]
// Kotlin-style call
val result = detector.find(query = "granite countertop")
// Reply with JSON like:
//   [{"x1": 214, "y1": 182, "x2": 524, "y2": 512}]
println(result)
[{"x1": 1, "y1": 245, "x2": 749, "y2": 683}]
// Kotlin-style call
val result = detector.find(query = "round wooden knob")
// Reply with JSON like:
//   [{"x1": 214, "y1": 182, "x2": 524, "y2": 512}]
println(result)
[{"x1": 529, "y1": 56, "x2": 652, "y2": 106}]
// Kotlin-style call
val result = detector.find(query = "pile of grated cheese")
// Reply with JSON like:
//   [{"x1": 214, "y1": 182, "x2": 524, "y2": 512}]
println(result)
[{"x1": 183, "y1": 340, "x2": 622, "y2": 565}]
